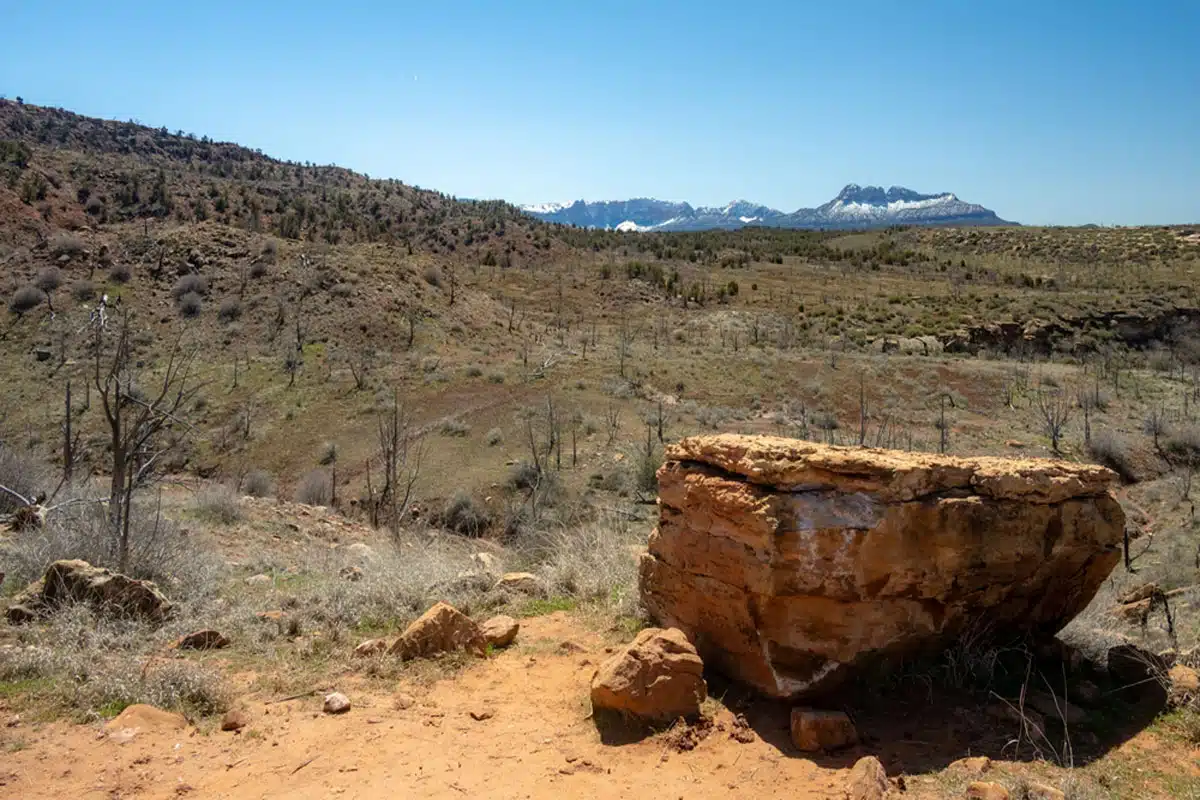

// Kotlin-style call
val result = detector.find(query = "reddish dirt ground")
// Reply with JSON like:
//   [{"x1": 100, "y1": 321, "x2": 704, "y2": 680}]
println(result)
[{"x1": 0, "y1": 614, "x2": 850, "y2": 800}]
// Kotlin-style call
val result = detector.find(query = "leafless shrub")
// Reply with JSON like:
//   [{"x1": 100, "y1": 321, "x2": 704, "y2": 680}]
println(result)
[
  {"x1": 192, "y1": 486, "x2": 242, "y2": 525},
  {"x1": 48, "y1": 232, "x2": 85, "y2": 258},
  {"x1": 0, "y1": 444, "x2": 48, "y2": 515},
  {"x1": 172, "y1": 274, "x2": 209, "y2": 299},
  {"x1": 438, "y1": 418, "x2": 471, "y2": 437},
  {"x1": 0, "y1": 499, "x2": 222, "y2": 597},
  {"x1": 1034, "y1": 389, "x2": 1073, "y2": 454},
  {"x1": 34, "y1": 266, "x2": 62, "y2": 293},
  {"x1": 217, "y1": 296, "x2": 242, "y2": 322},
  {"x1": 295, "y1": 469, "x2": 332, "y2": 506},
  {"x1": 422, "y1": 266, "x2": 442, "y2": 287},
  {"x1": 9, "y1": 285, "x2": 45, "y2": 314},
  {"x1": 1089, "y1": 429, "x2": 1137, "y2": 482},
  {"x1": 71, "y1": 279, "x2": 97, "y2": 301},
  {"x1": 318, "y1": 441, "x2": 339, "y2": 465},
  {"x1": 178, "y1": 291, "x2": 202, "y2": 317},
  {"x1": 1164, "y1": 425, "x2": 1200, "y2": 464},
  {"x1": 248, "y1": 261, "x2": 268, "y2": 279},
  {"x1": 520, "y1": 512, "x2": 644, "y2": 615},
  {"x1": 486, "y1": 427, "x2": 503, "y2": 446},
  {"x1": 108, "y1": 263, "x2": 132, "y2": 283},
  {"x1": 436, "y1": 491, "x2": 491, "y2": 537},
  {"x1": 242, "y1": 469, "x2": 274, "y2": 498}
]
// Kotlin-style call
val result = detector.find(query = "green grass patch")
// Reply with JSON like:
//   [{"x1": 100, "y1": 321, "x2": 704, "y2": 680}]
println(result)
[{"x1": 518, "y1": 596, "x2": 577, "y2": 617}]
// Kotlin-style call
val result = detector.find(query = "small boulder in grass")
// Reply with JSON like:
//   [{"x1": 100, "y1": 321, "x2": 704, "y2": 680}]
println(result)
[
  {"x1": 323, "y1": 692, "x2": 351, "y2": 714},
  {"x1": 353, "y1": 639, "x2": 388, "y2": 658},
  {"x1": 493, "y1": 572, "x2": 546, "y2": 596},
  {"x1": 174, "y1": 629, "x2": 230, "y2": 651},
  {"x1": 965, "y1": 783, "x2": 1010, "y2": 800},
  {"x1": 389, "y1": 602, "x2": 487, "y2": 660}
]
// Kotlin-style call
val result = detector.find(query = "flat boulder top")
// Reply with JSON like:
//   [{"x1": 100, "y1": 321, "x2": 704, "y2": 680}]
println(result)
[{"x1": 666, "y1": 435, "x2": 1117, "y2": 504}]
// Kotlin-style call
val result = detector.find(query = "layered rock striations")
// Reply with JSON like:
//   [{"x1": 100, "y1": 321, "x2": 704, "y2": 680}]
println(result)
[{"x1": 639, "y1": 435, "x2": 1125, "y2": 698}]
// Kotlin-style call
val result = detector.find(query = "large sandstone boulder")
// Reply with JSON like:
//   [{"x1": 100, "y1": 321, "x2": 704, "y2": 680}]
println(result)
[
  {"x1": 640, "y1": 435, "x2": 1124, "y2": 699},
  {"x1": 7, "y1": 560, "x2": 172, "y2": 624},
  {"x1": 590, "y1": 627, "x2": 707, "y2": 722}
]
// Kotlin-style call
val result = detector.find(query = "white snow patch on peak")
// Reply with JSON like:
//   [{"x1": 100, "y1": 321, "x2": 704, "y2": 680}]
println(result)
[
  {"x1": 521, "y1": 202, "x2": 571, "y2": 214},
  {"x1": 615, "y1": 220, "x2": 644, "y2": 232},
  {"x1": 739, "y1": 216, "x2": 760, "y2": 223}
]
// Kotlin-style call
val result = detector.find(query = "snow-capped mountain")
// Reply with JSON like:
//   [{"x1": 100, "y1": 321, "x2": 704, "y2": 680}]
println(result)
[{"x1": 521, "y1": 185, "x2": 1010, "y2": 231}]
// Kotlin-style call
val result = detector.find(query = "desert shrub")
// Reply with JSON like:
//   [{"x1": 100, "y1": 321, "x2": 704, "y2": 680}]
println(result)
[
  {"x1": 48, "y1": 232, "x2": 85, "y2": 258},
  {"x1": 108, "y1": 263, "x2": 132, "y2": 283},
  {"x1": 318, "y1": 441, "x2": 338, "y2": 465},
  {"x1": 1165, "y1": 425, "x2": 1200, "y2": 465},
  {"x1": 465, "y1": 365, "x2": 483, "y2": 378},
  {"x1": 71, "y1": 279, "x2": 97, "y2": 301},
  {"x1": 1089, "y1": 429, "x2": 1138, "y2": 482},
  {"x1": 522, "y1": 513, "x2": 644, "y2": 615},
  {"x1": 34, "y1": 266, "x2": 62, "y2": 292},
  {"x1": 178, "y1": 291, "x2": 202, "y2": 317},
  {"x1": 217, "y1": 296, "x2": 241, "y2": 322},
  {"x1": 0, "y1": 500, "x2": 222, "y2": 597},
  {"x1": 488, "y1": 372, "x2": 505, "y2": 384},
  {"x1": 242, "y1": 469, "x2": 274, "y2": 498},
  {"x1": 507, "y1": 460, "x2": 542, "y2": 491},
  {"x1": 192, "y1": 486, "x2": 242, "y2": 525},
  {"x1": 485, "y1": 427, "x2": 503, "y2": 446},
  {"x1": 438, "y1": 418, "x2": 471, "y2": 437},
  {"x1": 0, "y1": 444, "x2": 48, "y2": 514},
  {"x1": 295, "y1": 469, "x2": 332, "y2": 506},
  {"x1": 330, "y1": 283, "x2": 353, "y2": 298},
  {"x1": 172, "y1": 274, "x2": 208, "y2": 299},
  {"x1": 437, "y1": 491, "x2": 491, "y2": 537},
  {"x1": 248, "y1": 261, "x2": 268, "y2": 279},
  {"x1": 261, "y1": 239, "x2": 278, "y2": 261},
  {"x1": 9, "y1": 285, "x2": 45, "y2": 314},
  {"x1": 422, "y1": 266, "x2": 442, "y2": 287}
]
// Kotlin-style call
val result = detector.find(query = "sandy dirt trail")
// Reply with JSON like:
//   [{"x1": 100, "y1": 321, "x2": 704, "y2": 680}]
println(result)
[{"x1": 0, "y1": 614, "x2": 850, "y2": 799}]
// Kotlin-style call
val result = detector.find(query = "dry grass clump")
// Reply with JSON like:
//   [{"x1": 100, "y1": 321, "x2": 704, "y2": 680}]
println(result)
[
  {"x1": 34, "y1": 266, "x2": 62, "y2": 293},
  {"x1": 1089, "y1": 429, "x2": 1138, "y2": 482},
  {"x1": 8, "y1": 285, "x2": 45, "y2": 314},
  {"x1": 242, "y1": 469, "x2": 274, "y2": 498},
  {"x1": 295, "y1": 469, "x2": 332, "y2": 506},
  {"x1": 435, "y1": 491, "x2": 491, "y2": 537},
  {"x1": 192, "y1": 485, "x2": 243, "y2": 525}
]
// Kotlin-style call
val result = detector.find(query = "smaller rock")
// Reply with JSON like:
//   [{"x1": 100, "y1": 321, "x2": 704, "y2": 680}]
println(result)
[
  {"x1": 1023, "y1": 783, "x2": 1065, "y2": 800},
  {"x1": 353, "y1": 639, "x2": 388, "y2": 658},
  {"x1": 948, "y1": 756, "x2": 991, "y2": 775},
  {"x1": 323, "y1": 692, "x2": 351, "y2": 714},
  {"x1": 245, "y1": 574, "x2": 272, "y2": 587},
  {"x1": 1107, "y1": 643, "x2": 1167, "y2": 688},
  {"x1": 256, "y1": 610, "x2": 286, "y2": 621},
  {"x1": 221, "y1": 710, "x2": 248, "y2": 732},
  {"x1": 389, "y1": 602, "x2": 487, "y2": 660},
  {"x1": 965, "y1": 782, "x2": 1009, "y2": 799},
  {"x1": 789, "y1": 708, "x2": 858, "y2": 753},
  {"x1": 5, "y1": 714, "x2": 21, "y2": 728},
  {"x1": 480, "y1": 615, "x2": 519, "y2": 648},
  {"x1": 339, "y1": 566, "x2": 364, "y2": 582},
  {"x1": 1027, "y1": 692, "x2": 1086, "y2": 725},
  {"x1": 472, "y1": 552, "x2": 501, "y2": 574},
  {"x1": 469, "y1": 707, "x2": 494, "y2": 721},
  {"x1": 174, "y1": 629, "x2": 230, "y2": 651},
  {"x1": 591, "y1": 628, "x2": 706, "y2": 722},
  {"x1": 493, "y1": 572, "x2": 546, "y2": 596},
  {"x1": 1169, "y1": 664, "x2": 1200, "y2": 708},
  {"x1": 393, "y1": 693, "x2": 416, "y2": 710},
  {"x1": 846, "y1": 755, "x2": 888, "y2": 800}
]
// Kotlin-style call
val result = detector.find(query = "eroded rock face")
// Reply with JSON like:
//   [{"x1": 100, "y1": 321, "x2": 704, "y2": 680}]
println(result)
[{"x1": 639, "y1": 435, "x2": 1125, "y2": 699}]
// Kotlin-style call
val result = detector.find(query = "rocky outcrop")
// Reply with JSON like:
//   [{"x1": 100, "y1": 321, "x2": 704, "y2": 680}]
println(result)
[
  {"x1": 6, "y1": 560, "x2": 172, "y2": 624},
  {"x1": 590, "y1": 628, "x2": 707, "y2": 722},
  {"x1": 640, "y1": 435, "x2": 1125, "y2": 699}
]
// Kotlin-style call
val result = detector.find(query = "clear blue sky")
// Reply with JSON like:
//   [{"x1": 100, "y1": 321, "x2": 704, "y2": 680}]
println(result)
[{"x1": 3, "y1": 1, "x2": 1197, "y2": 225}]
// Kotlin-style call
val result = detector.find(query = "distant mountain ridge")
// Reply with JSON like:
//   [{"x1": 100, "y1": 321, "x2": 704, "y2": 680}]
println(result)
[{"x1": 521, "y1": 184, "x2": 1012, "y2": 231}]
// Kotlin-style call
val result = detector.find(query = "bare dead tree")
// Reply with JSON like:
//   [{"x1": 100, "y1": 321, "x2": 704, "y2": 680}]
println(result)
[
  {"x1": 94, "y1": 310, "x2": 201, "y2": 571},
  {"x1": 1034, "y1": 389, "x2": 1073, "y2": 455},
  {"x1": 369, "y1": 389, "x2": 423, "y2": 533}
]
